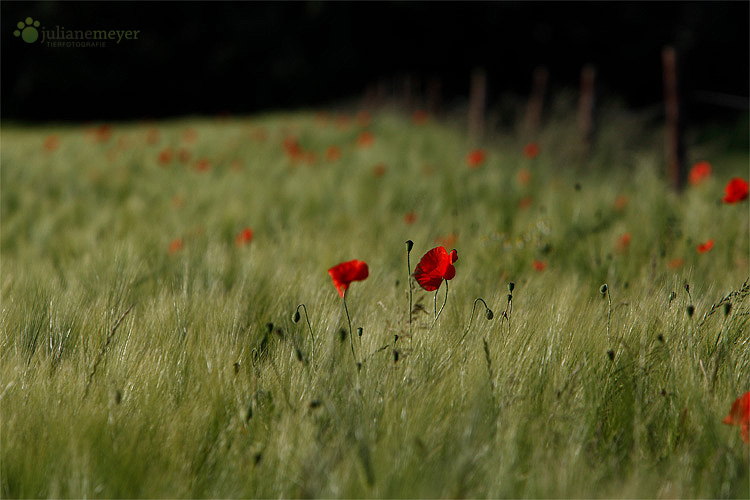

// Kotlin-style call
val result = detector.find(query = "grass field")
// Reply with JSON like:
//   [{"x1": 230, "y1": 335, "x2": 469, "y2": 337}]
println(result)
[{"x1": 1, "y1": 103, "x2": 749, "y2": 498}]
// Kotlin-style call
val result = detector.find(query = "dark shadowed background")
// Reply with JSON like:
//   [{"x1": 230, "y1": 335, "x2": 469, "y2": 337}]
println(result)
[{"x1": 1, "y1": 1, "x2": 748, "y2": 123}]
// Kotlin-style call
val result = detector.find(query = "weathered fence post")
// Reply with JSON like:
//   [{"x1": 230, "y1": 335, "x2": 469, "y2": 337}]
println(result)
[
  {"x1": 523, "y1": 66, "x2": 548, "y2": 135},
  {"x1": 578, "y1": 64, "x2": 597, "y2": 149},
  {"x1": 662, "y1": 46, "x2": 685, "y2": 191},
  {"x1": 468, "y1": 68, "x2": 487, "y2": 141}
]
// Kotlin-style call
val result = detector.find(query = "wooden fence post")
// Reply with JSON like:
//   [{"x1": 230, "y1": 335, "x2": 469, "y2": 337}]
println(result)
[
  {"x1": 662, "y1": 46, "x2": 685, "y2": 191},
  {"x1": 468, "y1": 68, "x2": 487, "y2": 141},
  {"x1": 523, "y1": 66, "x2": 548, "y2": 135}
]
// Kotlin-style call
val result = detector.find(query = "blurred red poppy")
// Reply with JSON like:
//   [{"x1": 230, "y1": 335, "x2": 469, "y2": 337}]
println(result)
[
  {"x1": 617, "y1": 233, "x2": 631, "y2": 251},
  {"x1": 696, "y1": 239, "x2": 714, "y2": 254},
  {"x1": 517, "y1": 168, "x2": 531, "y2": 185},
  {"x1": 519, "y1": 196, "x2": 533, "y2": 209},
  {"x1": 94, "y1": 124, "x2": 113, "y2": 143},
  {"x1": 404, "y1": 212, "x2": 417, "y2": 225},
  {"x1": 236, "y1": 227, "x2": 253, "y2": 247},
  {"x1": 532, "y1": 260, "x2": 547, "y2": 271},
  {"x1": 668, "y1": 258, "x2": 684, "y2": 269},
  {"x1": 251, "y1": 127, "x2": 268, "y2": 142},
  {"x1": 372, "y1": 163, "x2": 387, "y2": 177},
  {"x1": 325, "y1": 146, "x2": 341, "y2": 162},
  {"x1": 614, "y1": 194, "x2": 628, "y2": 211},
  {"x1": 146, "y1": 128, "x2": 160, "y2": 145},
  {"x1": 723, "y1": 178, "x2": 749, "y2": 204},
  {"x1": 466, "y1": 149, "x2": 486, "y2": 168},
  {"x1": 44, "y1": 134, "x2": 60, "y2": 152},
  {"x1": 722, "y1": 391, "x2": 750, "y2": 443},
  {"x1": 412, "y1": 110, "x2": 428, "y2": 125},
  {"x1": 688, "y1": 161, "x2": 712, "y2": 185},
  {"x1": 523, "y1": 142, "x2": 540, "y2": 159},
  {"x1": 435, "y1": 234, "x2": 457, "y2": 247},
  {"x1": 414, "y1": 246, "x2": 458, "y2": 291},
  {"x1": 328, "y1": 260, "x2": 369, "y2": 298},
  {"x1": 357, "y1": 131, "x2": 375, "y2": 148},
  {"x1": 195, "y1": 159, "x2": 211, "y2": 172},
  {"x1": 157, "y1": 148, "x2": 173, "y2": 166},
  {"x1": 183, "y1": 128, "x2": 198, "y2": 144},
  {"x1": 168, "y1": 238, "x2": 183, "y2": 254},
  {"x1": 177, "y1": 148, "x2": 191, "y2": 164}
]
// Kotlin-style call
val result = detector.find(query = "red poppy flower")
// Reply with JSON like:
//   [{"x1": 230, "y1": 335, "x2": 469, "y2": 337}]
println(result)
[
  {"x1": 44, "y1": 134, "x2": 60, "y2": 152},
  {"x1": 183, "y1": 128, "x2": 198, "y2": 144},
  {"x1": 236, "y1": 227, "x2": 253, "y2": 247},
  {"x1": 146, "y1": 128, "x2": 160, "y2": 145},
  {"x1": 722, "y1": 391, "x2": 750, "y2": 443},
  {"x1": 325, "y1": 146, "x2": 341, "y2": 162},
  {"x1": 412, "y1": 110, "x2": 428, "y2": 125},
  {"x1": 414, "y1": 247, "x2": 458, "y2": 291},
  {"x1": 404, "y1": 212, "x2": 417, "y2": 225},
  {"x1": 357, "y1": 131, "x2": 375, "y2": 148},
  {"x1": 466, "y1": 149, "x2": 486, "y2": 168},
  {"x1": 688, "y1": 161, "x2": 712, "y2": 185},
  {"x1": 696, "y1": 239, "x2": 714, "y2": 254},
  {"x1": 532, "y1": 260, "x2": 547, "y2": 271},
  {"x1": 95, "y1": 124, "x2": 113, "y2": 143},
  {"x1": 723, "y1": 178, "x2": 749, "y2": 204},
  {"x1": 168, "y1": 238, "x2": 183, "y2": 255},
  {"x1": 517, "y1": 168, "x2": 531, "y2": 185},
  {"x1": 668, "y1": 258, "x2": 684, "y2": 269},
  {"x1": 614, "y1": 194, "x2": 628, "y2": 211},
  {"x1": 372, "y1": 163, "x2": 387, "y2": 177},
  {"x1": 617, "y1": 233, "x2": 631, "y2": 251},
  {"x1": 523, "y1": 142, "x2": 540, "y2": 159},
  {"x1": 518, "y1": 196, "x2": 533, "y2": 209},
  {"x1": 195, "y1": 159, "x2": 211, "y2": 172},
  {"x1": 328, "y1": 260, "x2": 369, "y2": 298},
  {"x1": 157, "y1": 148, "x2": 173, "y2": 166}
]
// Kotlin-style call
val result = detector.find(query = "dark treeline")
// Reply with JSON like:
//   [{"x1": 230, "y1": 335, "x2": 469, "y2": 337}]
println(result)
[{"x1": 1, "y1": 1, "x2": 747, "y2": 122}]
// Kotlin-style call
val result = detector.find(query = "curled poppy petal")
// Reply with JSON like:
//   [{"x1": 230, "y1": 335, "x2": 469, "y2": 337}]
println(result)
[
  {"x1": 328, "y1": 260, "x2": 369, "y2": 298},
  {"x1": 414, "y1": 246, "x2": 457, "y2": 291}
]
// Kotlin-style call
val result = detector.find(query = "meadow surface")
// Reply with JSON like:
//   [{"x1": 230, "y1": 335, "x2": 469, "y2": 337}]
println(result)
[{"x1": 1, "y1": 105, "x2": 749, "y2": 498}]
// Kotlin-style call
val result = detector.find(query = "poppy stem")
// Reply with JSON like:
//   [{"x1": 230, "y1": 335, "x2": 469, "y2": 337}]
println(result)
[
  {"x1": 406, "y1": 240, "x2": 413, "y2": 344},
  {"x1": 458, "y1": 297, "x2": 492, "y2": 346},
  {"x1": 295, "y1": 304, "x2": 315, "y2": 364},
  {"x1": 433, "y1": 281, "x2": 449, "y2": 326},
  {"x1": 343, "y1": 291, "x2": 357, "y2": 366}
]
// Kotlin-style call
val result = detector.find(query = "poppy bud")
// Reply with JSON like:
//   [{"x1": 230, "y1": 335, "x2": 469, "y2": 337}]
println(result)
[
  {"x1": 508, "y1": 282, "x2": 515, "y2": 293},
  {"x1": 507, "y1": 294, "x2": 512, "y2": 303},
  {"x1": 600, "y1": 284, "x2": 608, "y2": 295},
  {"x1": 686, "y1": 305, "x2": 695, "y2": 317},
  {"x1": 669, "y1": 291, "x2": 676, "y2": 302},
  {"x1": 357, "y1": 327, "x2": 363, "y2": 338},
  {"x1": 486, "y1": 309, "x2": 494, "y2": 320},
  {"x1": 308, "y1": 399, "x2": 321, "y2": 409},
  {"x1": 292, "y1": 310, "x2": 301, "y2": 323},
  {"x1": 339, "y1": 328, "x2": 347, "y2": 342},
  {"x1": 684, "y1": 283, "x2": 690, "y2": 293},
  {"x1": 406, "y1": 240, "x2": 414, "y2": 253},
  {"x1": 657, "y1": 334, "x2": 664, "y2": 343},
  {"x1": 113, "y1": 389, "x2": 122, "y2": 405},
  {"x1": 295, "y1": 348, "x2": 304, "y2": 362},
  {"x1": 393, "y1": 350, "x2": 399, "y2": 363},
  {"x1": 607, "y1": 349, "x2": 615, "y2": 361},
  {"x1": 266, "y1": 322, "x2": 274, "y2": 334},
  {"x1": 724, "y1": 302, "x2": 732, "y2": 316}
]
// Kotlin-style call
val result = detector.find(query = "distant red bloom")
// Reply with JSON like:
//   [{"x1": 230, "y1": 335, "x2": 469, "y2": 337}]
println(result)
[
  {"x1": 414, "y1": 246, "x2": 458, "y2": 291},
  {"x1": 372, "y1": 163, "x2": 387, "y2": 177},
  {"x1": 688, "y1": 161, "x2": 712, "y2": 185},
  {"x1": 283, "y1": 137, "x2": 303, "y2": 160},
  {"x1": 614, "y1": 194, "x2": 628, "y2": 211},
  {"x1": 356, "y1": 111, "x2": 372, "y2": 127},
  {"x1": 466, "y1": 149, "x2": 486, "y2": 168},
  {"x1": 94, "y1": 124, "x2": 113, "y2": 143},
  {"x1": 183, "y1": 128, "x2": 198, "y2": 144},
  {"x1": 177, "y1": 148, "x2": 191, "y2": 164},
  {"x1": 44, "y1": 134, "x2": 60, "y2": 152},
  {"x1": 328, "y1": 260, "x2": 369, "y2": 298},
  {"x1": 696, "y1": 239, "x2": 714, "y2": 254},
  {"x1": 195, "y1": 158, "x2": 211, "y2": 172},
  {"x1": 668, "y1": 258, "x2": 684, "y2": 269},
  {"x1": 532, "y1": 260, "x2": 547, "y2": 271},
  {"x1": 435, "y1": 234, "x2": 457, "y2": 248},
  {"x1": 518, "y1": 196, "x2": 533, "y2": 209},
  {"x1": 157, "y1": 148, "x2": 173, "y2": 166},
  {"x1": 168, "y1": 238, "x2": 183, "y2": 254},
  {"x1": 412, "y1": 110, "x2": 428, "y2": 125},
  {"x1": 357, "y1": 131, "x2": 375, "y2": 148},
  {"x1": 523, "y1": 142, "x2": 540, "y2": 159},
  {"x1": 723, "y1": 178, "x2": 749, "y2": 204},
  {"x1": 722, "y1": 392, "x2": 750, "y2": 443},
  {"x1": 404, "y1": 212, "x2": 417, "y2": 225},
  {"x1": 325, "y1": 146, "x2": 341, "y2": 162},
  {"x1": 251, "y1": 127, "x2": 268, "y2": 142},
  {"x1": 146, "y1": 128, "x2": 160, "y2": 145},
  {"x1": 617, "y1": 233, "x2": 631, "y2": 251},
  {"x1": 517, "y1": 168, "x2": 531, "y2": 185},
  {"x1": 235, "y1": 227, "x2": 253, "y2": 247}
]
